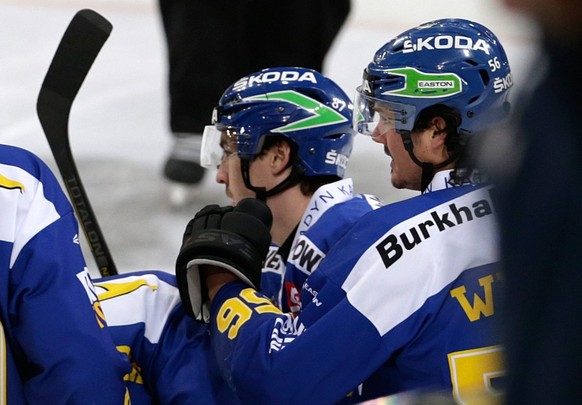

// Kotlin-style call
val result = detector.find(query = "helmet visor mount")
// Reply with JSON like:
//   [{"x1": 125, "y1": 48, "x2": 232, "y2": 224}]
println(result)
[{"x1": 353, "y1": 87, "x2": 417, "y2": 138}]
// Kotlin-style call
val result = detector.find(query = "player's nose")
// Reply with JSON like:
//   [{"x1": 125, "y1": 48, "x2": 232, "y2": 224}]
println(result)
[{"x1": 216, "y1": 162, "x2": 227, "y2": 185}]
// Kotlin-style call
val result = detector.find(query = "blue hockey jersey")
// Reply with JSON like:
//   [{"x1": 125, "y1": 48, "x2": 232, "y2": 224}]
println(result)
[
  {"x1": 208, "y1": 171, "x2": 505, "y2": 404},
  {"x1": 259, "y1": 178, "x2": 382, "y2": 311},
  {"x1": 95, "y1": 270, "x2": 241, "y2": 404},
  {"x1": 0, "y1": 144, "x2": 130, "y2": 404}
]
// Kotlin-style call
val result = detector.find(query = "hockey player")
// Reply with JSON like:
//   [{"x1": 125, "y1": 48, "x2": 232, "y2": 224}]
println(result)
[
  {"x1": 175, "y1": 18, "x2": 513, "y2": 404},
  {"x1": 85, "y1": 67, "x2": 372, "y2": 404},
  {"x1": 0, "y1": 144, "x2": 130, "y2": 403},
  {"x1": 196, "y1": 66, "x2": 382, "y2": 316},
  {"x1": 94, "y1": 270, "x2": 241, "y2": 404}
]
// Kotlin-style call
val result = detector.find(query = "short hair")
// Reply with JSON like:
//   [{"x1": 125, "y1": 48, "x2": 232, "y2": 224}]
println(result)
[{"x1": 258, "y1": 135, "x2": 341, "y2": 196}]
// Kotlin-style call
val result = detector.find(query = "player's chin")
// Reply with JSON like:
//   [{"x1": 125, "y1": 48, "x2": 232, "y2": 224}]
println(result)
[
  {"x1": 225, "y1": 189, "x2": 234, "y2": 204},
  {"x1": 390, "y1": 172, "x2": 405, "y2": 189}
]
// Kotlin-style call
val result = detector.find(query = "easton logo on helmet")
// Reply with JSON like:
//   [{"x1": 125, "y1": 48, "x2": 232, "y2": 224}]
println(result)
[
  {"x1": 243, "y1": 90, "x2": 348, "y2": 132},
  {"x1": 402, "y1": 35, "x2": 491, "y2": 55},
  {"x1": 380, "y1": 68, "x2": 463, "y2": 98}
]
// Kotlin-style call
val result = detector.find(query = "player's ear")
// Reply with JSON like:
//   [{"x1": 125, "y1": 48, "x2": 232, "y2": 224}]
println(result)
[
  {"x1": 430, "y1": 116, "x2": 448, "y2": 146},
  {"x1": 270, "y1": 140, "x2": 292, "y2": 175}
]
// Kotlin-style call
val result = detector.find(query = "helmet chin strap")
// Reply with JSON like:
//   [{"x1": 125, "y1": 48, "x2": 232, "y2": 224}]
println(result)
[
  {"x1": 240, "y1": 159, "x2": 305, "y2": 202},
  {"x1": 400, "y1": 131, "x2": 458, "y2": 192}
]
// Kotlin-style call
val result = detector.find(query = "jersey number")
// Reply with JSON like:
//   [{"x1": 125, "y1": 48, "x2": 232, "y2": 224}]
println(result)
[
  {"x1": 216, "y1": 288, "x2": 282, "y2": 340},
  {"x1": 448, "y1": 345, "x2": 505, "y2": 404}
]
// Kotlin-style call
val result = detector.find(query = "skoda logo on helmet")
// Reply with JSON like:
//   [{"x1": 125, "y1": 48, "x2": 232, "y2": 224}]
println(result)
[
  {"x1": 232, "y1": 70, "x2": 318, "y2": 92},
  {"x1": 402, "y1": 35, "x2": 491, "y2": 55}
]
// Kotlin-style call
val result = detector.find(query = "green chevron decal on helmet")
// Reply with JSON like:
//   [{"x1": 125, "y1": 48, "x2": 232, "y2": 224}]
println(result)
[
  {"x1": 243, "y1": 90, "x2": 348, "y2": 132},
  {"x1": 381, "y1": 67, "x2": 463, "y2": 98}
]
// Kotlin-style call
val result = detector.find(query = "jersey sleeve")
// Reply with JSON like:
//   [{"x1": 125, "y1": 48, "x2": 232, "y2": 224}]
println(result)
[
  {"x1": 209, "y1": 281, "x2": 383, "y2": 405},
  {"x1": 0, "y1": 145, "x2": 130, "y2": 403}
]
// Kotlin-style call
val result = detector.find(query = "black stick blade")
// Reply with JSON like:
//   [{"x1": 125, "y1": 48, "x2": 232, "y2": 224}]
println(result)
[
  {"x1": 39, "y1": 9, "x2": 112, "y2": 104},
  {"x1": 37, "y1": 9, "x2": 112, "y2": 149}
]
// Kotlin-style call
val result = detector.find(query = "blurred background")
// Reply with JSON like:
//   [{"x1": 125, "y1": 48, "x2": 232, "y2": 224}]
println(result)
[{"x1": 0, "y1": 0, "x2": 539, "y2": 278}]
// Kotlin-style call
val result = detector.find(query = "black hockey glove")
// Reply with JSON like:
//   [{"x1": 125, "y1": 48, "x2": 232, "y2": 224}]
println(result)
[{"x1": 175, "y1": 198, "x2": 272, "y2": 322}]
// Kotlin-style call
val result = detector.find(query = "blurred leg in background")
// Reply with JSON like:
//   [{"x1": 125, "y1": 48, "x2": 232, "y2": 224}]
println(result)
[{"x1": 158, "y1": 0, "x2": 350, "y2": 204}]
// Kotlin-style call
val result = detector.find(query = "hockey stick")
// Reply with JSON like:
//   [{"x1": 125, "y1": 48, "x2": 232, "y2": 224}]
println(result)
[{"x1": 37, "y1": 9, "x2": 118, "y2": 277}]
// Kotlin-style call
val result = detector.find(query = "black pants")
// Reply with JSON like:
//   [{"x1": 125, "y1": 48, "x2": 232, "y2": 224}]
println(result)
[{"x1": 158, "y1": 0, "x2": 351, "y2": 134}]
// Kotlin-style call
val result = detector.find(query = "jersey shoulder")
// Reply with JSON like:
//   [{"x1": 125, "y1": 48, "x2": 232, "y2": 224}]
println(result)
[
  {"x1": 0, "y1": 144, "x2": 72, "y2": 215},
  {"x1": 319, "y1": 184, "x2": 494, "y2": 282},
  {"x1": 0, "y1": 144, "x2": 74, "y2": 265},
  {"x1": 306, "y1": 193, "x2": 383, "y2": 242},
  {"x1": 95, "y1": 270, "x2": 182, "y2": 344}
]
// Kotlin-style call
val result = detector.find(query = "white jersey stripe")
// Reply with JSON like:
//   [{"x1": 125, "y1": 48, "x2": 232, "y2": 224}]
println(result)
[{"x1": 343, "y1": 186, "x2": 498, "y2": 335}]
